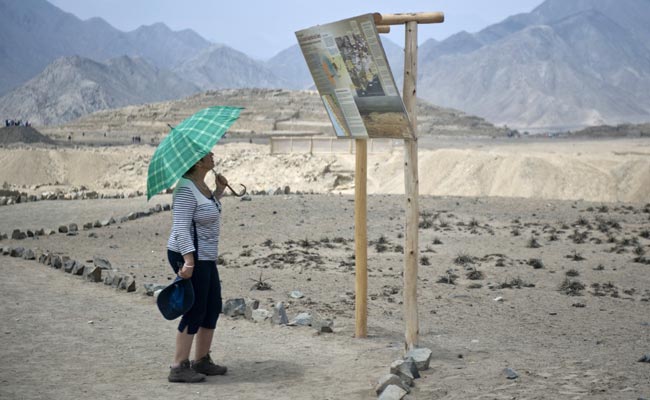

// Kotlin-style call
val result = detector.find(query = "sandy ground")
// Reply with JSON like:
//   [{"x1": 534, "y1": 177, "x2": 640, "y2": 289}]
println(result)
[
  {"x1": 1, "y1": 138, "x2": 649, "y2": 399},
  {"x1": 1, "y1": 190, "x2": 649, "y2": 399}
]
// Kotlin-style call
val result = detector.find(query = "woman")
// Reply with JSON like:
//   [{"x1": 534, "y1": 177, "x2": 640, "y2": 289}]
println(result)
[{"x1": 166, "y1": 151, "x2": 228, "y2": 383}]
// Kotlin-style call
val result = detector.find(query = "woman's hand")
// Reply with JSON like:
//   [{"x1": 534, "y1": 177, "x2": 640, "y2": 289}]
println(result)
[
  {"x1": 178, "y1": 263, "x2": 194, "y2": 279},
  {"x1": 214, "y1": 173, "x2": 228, "y2": 197}
]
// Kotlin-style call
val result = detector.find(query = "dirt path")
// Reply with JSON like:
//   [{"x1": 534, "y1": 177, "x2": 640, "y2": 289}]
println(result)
[{"x1": 0, "y1": 256, "x2": 398, "y2": 400}]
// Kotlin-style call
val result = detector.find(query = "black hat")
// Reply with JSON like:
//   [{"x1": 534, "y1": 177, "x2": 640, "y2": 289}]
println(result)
[{"x1": 156, "y1": 277, "x2": 195, "y2": 320}]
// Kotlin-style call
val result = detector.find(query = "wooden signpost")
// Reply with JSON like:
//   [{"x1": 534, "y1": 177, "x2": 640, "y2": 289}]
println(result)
[
  {"x1": 295, "y1": 11, "x2": 444, "y2": 350},
  {"x1": 375, "y1": 11, "x2": 444, "y2": 350}
]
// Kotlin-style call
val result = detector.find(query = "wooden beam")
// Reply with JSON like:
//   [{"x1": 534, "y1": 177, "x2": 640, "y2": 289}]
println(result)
[
  {"x1": 376, "y1": 25, "x2": 391, "y2": 34},
  {"x1": 402, "y1": 20, "x2": 420, "y2": 351},
  {"x1": 374, "y1": 12, "x2": 444, "y2": 26},
  {"x1": 354, "y1": 138, "x2": 368, "y2": 338}
]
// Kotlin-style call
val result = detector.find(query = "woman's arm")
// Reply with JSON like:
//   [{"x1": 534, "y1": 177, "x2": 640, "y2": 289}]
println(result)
[
  {"x1": 214, "y1": 173, "x2": 228, "y2": 200},
  {"x1": 171, "y1": 186, "x2": 197, "y2": 278}
]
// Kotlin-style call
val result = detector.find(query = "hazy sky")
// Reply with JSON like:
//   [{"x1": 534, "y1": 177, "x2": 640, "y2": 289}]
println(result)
[{"x1": 48, "y1": 0, "x2": 545, "y2": 60}]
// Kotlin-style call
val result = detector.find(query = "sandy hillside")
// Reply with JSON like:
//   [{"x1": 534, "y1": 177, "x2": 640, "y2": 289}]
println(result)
[{"x1": 1, "y1": 138, "x2": 649, "y2": 203}]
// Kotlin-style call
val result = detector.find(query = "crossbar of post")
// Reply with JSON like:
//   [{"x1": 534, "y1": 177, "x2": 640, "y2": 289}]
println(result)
[{"x1": 376, "y1": 11, "x2": 444, "y2": 351}]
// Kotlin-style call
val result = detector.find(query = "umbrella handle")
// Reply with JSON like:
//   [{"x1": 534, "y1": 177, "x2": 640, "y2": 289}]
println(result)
[
  {"x1": 226, "y1": 183, "x2": 247, "y2": 197},
  {"x1": 211, "y1": 169, "x2": 247, "y2": 197}
]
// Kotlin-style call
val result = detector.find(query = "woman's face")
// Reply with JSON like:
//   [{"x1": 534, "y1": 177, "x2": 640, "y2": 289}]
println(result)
[{"x1": 198, "y1": 152, "x2": 215, "y2": 170}]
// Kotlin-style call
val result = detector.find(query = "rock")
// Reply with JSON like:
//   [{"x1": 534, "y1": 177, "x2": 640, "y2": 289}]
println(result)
[
  {"x1": 26, "y1": 230, "x2": 34, "y2": 238},
  {"x1": 11, "y1": 229, "x2": 26, "y2": 240},
  {"x1": 312, "y1": 312, "x2": 334, "y2": 333},
  {"x1": 93, "y1": 257, "x2": 111, "y2": 269},
  {"x1": 240, "y1": 194, "x2": 252, "y2": 201},
  {"x1": 378, "y1": 385, "x2": 408, "y2": 400},
  {"x1": 58, "y1": 225, "x2": 68, "y2": 233},
  {"x1": 390, "y1": 357, "x2": 420, "y2": 385},
  {"x1": 271, "y1": 302, "x2": 289, "y2": 325},
  {"x1": 38, "y1": 252, "x2": 49, "y2": 264},
  {"x1": 143, "y1": 283, "x2": 166, "y2": 296},
  {"x1": 375, "y1": 374, "x2": 410, "y2": 396},
  {"x1": 251, "y1": 309, "x2": 270, "y2": 323},
  {"x1": 72, "y1": 263, "x2": 85, "y2": 276},
  {"x1": 289, "y1": 290, "x2": 304, "y2": 299},
  {"x1": 223, "y1": 298, "x2": 246, "y2": 317},
  {"x1": 84, "y1": 266, "x2": 102, "y2": 283},
  {"x1": 83, "y1": 222, "x2": 94, "y2": 230},
  {"x1": 50, "y1": 255, "x2": 62, "y2": 269},
  {"x1": 283, "y1": 186, "x2": 291, "y2": 195},
  {"x1": 34, "y1": 228, "x2": 45, "y2": 236},
  {"x1": 68, "y1": 223, "x2": 78, "y2": 233},
  {"x1": 273, "y1": 187, "x2": 283, "y2": 195},
  {"x1": 154, "y1": 204, "x2": 163, "y2": 212},
  {"x1": 244, "y1": 298, "x2": 260, "y2": 320},
  {"x1": 22, "y1": 248, "x2": 35, "y2": 260},
  {"x1": 0, "y1": 232, "x2": 7, "y2": 240},
  {"x1": 405, "y1": 348, "x2": 432, "y2": 371},
  {"x1": 163, "y1": 204, "x2": 171, "y2": 211},
  {"x1": 503, "y1": 367, "x2": 519, "y2": 379},
  {"x1": 63, "y1": 260, "x2": 76, "y2": 273},
  {"x1": 639, "y1": 354, "x2": 650, "y2": 363},
  {"x1": 10, "y1": 247, "x2": 25, "y2": 258},
  {"x1": 119, "y1": 275, "x2": 136, "y2": 292},
  {"x1": 289, "y1": 312, "x2": 312, "y2": 326}
]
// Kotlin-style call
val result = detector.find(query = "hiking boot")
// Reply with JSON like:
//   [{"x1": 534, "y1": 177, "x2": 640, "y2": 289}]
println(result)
[
  {"x1": 168, "y1": 359, "x2": 206, "y2": 383},
  {"x1": 192, "y1": 352, "x2": 227, "y2": 376}
]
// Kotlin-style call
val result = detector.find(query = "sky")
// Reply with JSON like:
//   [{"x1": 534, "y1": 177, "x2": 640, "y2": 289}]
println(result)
[{"x1": 48, "y1": 0, "x2": 546, "y2": 60}]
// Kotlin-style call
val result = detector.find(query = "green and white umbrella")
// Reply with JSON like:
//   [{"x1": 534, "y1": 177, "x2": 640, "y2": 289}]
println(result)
[{"x1": 147, "y1": 106, "x2": 242, "y2": 200}]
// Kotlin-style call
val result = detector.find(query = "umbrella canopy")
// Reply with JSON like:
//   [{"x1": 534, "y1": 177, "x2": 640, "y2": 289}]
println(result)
[{"x1": 147, "y1": 106, "x2": 242, "y2": 200}]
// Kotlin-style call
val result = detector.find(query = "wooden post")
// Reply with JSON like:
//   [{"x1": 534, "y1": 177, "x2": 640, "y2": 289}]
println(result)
[
  {"x1": 403, "y1": 20, "x2": 419, "y2": 351},
  {"x1": 355, "y1": 138, "x2": 368, "y2": 338}
]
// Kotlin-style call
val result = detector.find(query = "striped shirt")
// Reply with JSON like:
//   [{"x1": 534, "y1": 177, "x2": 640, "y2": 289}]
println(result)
[{"x1": 167, "y1": 177, "x2": 222, "y2": 261}]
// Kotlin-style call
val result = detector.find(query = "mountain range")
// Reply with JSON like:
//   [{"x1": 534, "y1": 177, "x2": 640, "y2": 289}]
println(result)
[{"x1": 1, "y1": 0, "x2": 649, "y2": 131}]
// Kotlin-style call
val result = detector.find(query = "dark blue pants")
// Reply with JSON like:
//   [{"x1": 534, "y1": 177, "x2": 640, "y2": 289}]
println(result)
[{"x1": 167, "y1": 250, "x2": 222, "y2": 335}]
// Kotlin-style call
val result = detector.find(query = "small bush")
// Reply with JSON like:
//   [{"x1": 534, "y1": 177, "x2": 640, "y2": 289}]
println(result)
[
  {"x1": 528, "y1": 258, "x2": 544, "y2": 269},
  {"x1": 501, "y1": 277, "x2": 534, "y2": 289},
  {"x1": 432, "y1": 237, "x2": 443, "y2": 245},
  {"x1": 566, "y1": 269, "x2": 580, "y2": 277},
  {"x1": 420, "y1": 256, "x2": 431, "y2": 266},
  {"x1": 527, "y1": 236, "x2": 541, "y2": 248},
  {"x1": 559, "y1": 278, "x2": 585, "y2": 296},
  {"x1": 454, "y1": 252, "x2": 474, "y2": 266},
  {"x1": 466, "y1": 269, "x2": 484, "y2": 280},
  {"x1": 437, "y1": 271, "x2": 458, "y2": 285}
]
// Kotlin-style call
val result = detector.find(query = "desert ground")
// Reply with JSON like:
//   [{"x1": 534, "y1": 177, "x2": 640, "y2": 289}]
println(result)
[{"x1": 1, "y1": 137, "x2": 649, "y2": 399}]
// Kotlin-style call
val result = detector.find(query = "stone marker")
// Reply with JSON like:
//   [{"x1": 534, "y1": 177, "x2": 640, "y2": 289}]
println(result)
[
  {"x1": 22, "y1": 248, "x2": 35, "y2": 259},
  {"x1": 50, "y1": 255, "x2": 62, "y2": 269},
  {"x1": 72, "y1": 263, "x2": 85, "y2": 276},
  {"x1": 85, "y1": 266, "x2": 102, "y2": 282},
  {"x1": 63, "y1": 259, "x2": 76, "y2": 273},
  {"x1": 405, "y1": 348, "x2": 432, "y2": 371},
  {"x1": 94, "y1": 257, "x2": 111, "y2": 269},
  {"x1": 271, "y1": 302, "x2": 289, "y2": 325},
  {"x1": 312, "y1": 312, "x2": 334, "y2": 333},
  {"x1": 252, "y1": 309, "x2": 270, "y2": 323},
  {"x1": 244, "y1": 298, "x2": 260, "y2": 320},
  {"x1": 223, "y1": 298, "x2": 246, "y2": 317},
  {"x1": 289, "y1": 312, "x2": 312, "y2": 326},
  {"x1": 378, "y1": 385, "x2": 408, "y2": 400},
  {"x1": 143, "y1": 283, "x2": 167, "y2": 296},
  {"x1": 119, "y1": 275, "x2": 136, "y2": 292},
  {"x1": 10, "y1": 247, "x2": 25, "y2": 258},
  {"x1": 375, "y1": 374, "x2": 410, "y2": 396}
]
